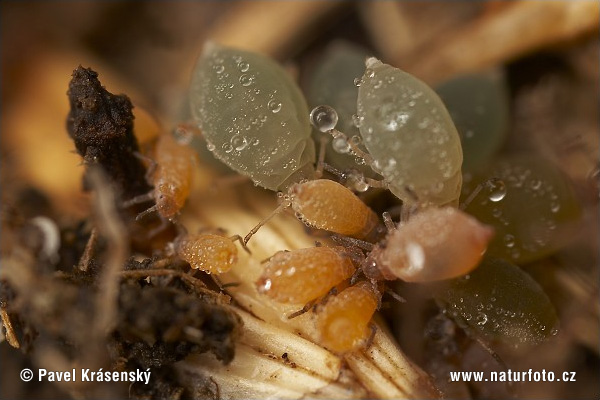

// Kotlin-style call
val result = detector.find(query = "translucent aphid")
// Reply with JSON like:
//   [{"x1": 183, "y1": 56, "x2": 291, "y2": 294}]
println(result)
[
  {"x1": 174, "y1": 232, "x2": 239, "y2": 275},
  {"x1": 124, "y1": 132, "x2": 198, "y2": 220},
  {"x1": 435, "y1": 70, "x2": 509, "y2": 173},
  {"x1": 189, "y1": 42, "x2": 315, "y2": 191},
  {"x1": 356, "y1": 57, "x2": 464, "y2": 207},
  {"x1": 462, "y1": 155, "x2": 581, "y2": 263},
  {"x1": 314, "y1": 281, "x2": 380, "y2": 353},
  {"x1": 435, "y1": 257, "x2": 559, "y2": 346},
  {"x1": 363, "y1": 207, "x2": 494, "y2": 283},
  {"x1": 256, "y1": 246, "x2": 355, "y2": 304}
]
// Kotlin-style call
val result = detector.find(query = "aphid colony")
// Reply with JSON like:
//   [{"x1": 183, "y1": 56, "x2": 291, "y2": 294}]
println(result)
[{"x1": 138, "y1": 42, "x2": 495, "y2": 354}]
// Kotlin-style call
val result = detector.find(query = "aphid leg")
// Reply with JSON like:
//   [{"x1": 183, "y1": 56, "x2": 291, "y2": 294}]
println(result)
[
  {"x1": 460, "y1": 176, "x2": 502, "y2": 210},
  {"x1": 122, "y1": 190, "x2": 155, "y2": 209},
  {"x1": 287, "y1": 299, "x2": 318, "y2": 319},
  {"x1": 315, "y1": 135, "x2": 330, "y2": 179},
  {"x1": 328, "y1": 128, "x2": 375, "y2": 166},
  {"x1": 133, "y1": 151, "x2": 157, "y2": 182},
  {"x1": 365, "y1": 323, "x2": 377, "y2": 349},
  {"x1": 330, "y1": 233, "x2": 374, "y2": 252},
  {"x1": 145, "y1": 215, "x2": 171, "y2": 237},
  {"x1": 243, "y1": 199, "x2": 291, "y2": 245},
  {"x1": 349, "y1": 268, "x2": 365, "y2": 285},
  {"x1": 230, "y1": 234, "x2": 251, "y2": 254},
  {"x1": 319, "y1": 286, "x2": 339, "y2": 306},
  {"x1": 382, "y1": 211, "x2": 395, "y2": 233},
  {"x1": 78, "y1": 227, "x2": 99, "y2": 272},
  {"x1": 384, "y1": 288, "x2": 406, "y2": 304},
  {"x1": 0, "y1": 309, "x2": 20, "y2": 348}
]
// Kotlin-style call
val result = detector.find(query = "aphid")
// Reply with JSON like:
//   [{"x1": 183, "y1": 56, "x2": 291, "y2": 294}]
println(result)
[
  {"x1": 173, "y1": 232, "x2": 239, "y2": 274},
  {"x1": 352, "y1": 57, "x2": 463, "y2": 207},
  {"x1": 362, "y1": 207, "x2": 494, "y2": 283},
  {"x1": 314, "y1": 281, "x2": 380, "y2": 353},
  {"x1": 256, "y1": 246, "x2": 356, "y2": 304},
  {"x1": 124, "y1": 131, "x2": 198, "y2": 220},
  {"x1": 189, "y1": 41, "x2": 315, "y2": 191}
]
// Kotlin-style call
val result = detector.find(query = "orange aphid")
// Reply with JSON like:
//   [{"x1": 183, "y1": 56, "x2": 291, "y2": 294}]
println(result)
[
  {"x1": 289, "y1": 179, "x2": 379, "y2": 240},
  {"x1": 315, "y1": 281, "x2": 380, "y2": 353},
  {"x1": 151, "y1": 133, "x2": 197, "y2": 219},
  {"x1": 363, "y1": 207, "x2": 494, "y2": 282},
  {"x1": 174, "y1": 233, "x2": 238, "y2": 274},
  {"x1": 256, "y1": 246, "x2": 355, "y2": 304}
]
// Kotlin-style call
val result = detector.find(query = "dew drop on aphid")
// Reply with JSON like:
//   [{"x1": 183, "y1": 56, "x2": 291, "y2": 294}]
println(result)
[
  {"x1": 332, "y1": 137, "x2": 350, "y2": 154},
  {"x1": 503, "y1": 234, "x2": 515, "y2": 248},
  {"x1": 487, "y1": 179, "x2": 507, "y2": 202},
  {"x1": 231, "y1": 135, "x2": 249, "y2": 151},
  {"x1": 365, "y1": 68, "x2": 375, "y2": 78},
  {"x1": 353, "y1": 77, "x2": 363, "y2": 87},
  {"x1": 238, "y1": 61, "x2": 250, "y2": 72},
  {"x1": 206, "y1": 142, "x2": 216, "y2": 151},
  {"x1": 267, "y1": 99, "x2": 282, "y2": 113},
  {"x1": 352, "y1": 113, "x2": 362, "y2": 128},
  {"x1": 310, "y1": 105, "x2": 339, "y2": 132},
  {"x1": 239, "y1": 74, "x2": 254, "y2": 86},
  {"x1": 215, "y1": 64, "x2": 225, "y2": 74}
]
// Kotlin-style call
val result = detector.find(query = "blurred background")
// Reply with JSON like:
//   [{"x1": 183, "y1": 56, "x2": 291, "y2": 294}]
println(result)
[{"x1": 1, "y1": 2, "x2": 599, "y2": 399}]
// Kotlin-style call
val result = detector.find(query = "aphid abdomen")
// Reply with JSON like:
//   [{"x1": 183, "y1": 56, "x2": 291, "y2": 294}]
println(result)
[
  {"x1": 256, "y1": 246, "x2": 355, "y2": 304},
  {"x1": 315, "y1": 281, "x2": 379, "y2": 353},
  {"x1": 365, "y1": 207, "x2": 493, "y2": 282},
  {"x1": 153, "y1": 134, "x2": 197, "y2": 219},
  {"x1": 357, "y1": 57, "x2": 463, "y2": 207},
  {"x1": 290, "y1": 179, "x2": 379, "y2": 239},
  {"x1": 174, "y1": 233, "x2": 238, "y2": 274},
  {"x1": 189, "y1": 42, "x2": 315, "y2": 191}
]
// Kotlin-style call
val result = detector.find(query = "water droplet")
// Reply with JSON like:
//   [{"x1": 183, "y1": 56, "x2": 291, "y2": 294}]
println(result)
[
  {"x1": 550, "y1": 202, "x2": 560, "y2": 213},
  {"x1": 353, "y1": 77, "x2": 363, "y2": 87},
  {"x1": 351, "y1": 114, "x2": 362, "y2": 128},
  {"x1": 223, "y1": 143, "x2": 233, "y2": 153},
  {"x1": 310, "y1": 105, "x2": 338, "y2": 132},
  {"x1": 239, "y1": 74, "x2": 254, "y2": 86},
  {"x1": 206, "y1": 142, "x2": 216, "y2": 151},
  {"x1": 215, "y1": 64, "x2": 225, "y2": 74},
  {"x1": 476, "y1": 313, "x2": 488, "y2": 326},
  {"x1": 267, "y1": 99, "x2": 282, "y2": 113},
  {"x1": 231, "y1": 135, "x2": 249, "y2": 151},
  {"x1": 238, "y1": 61, "x2": 249, "y2": 72},
  {"x1": 365, "y1": 68, "x2": 375, "y2": 78},
  {"x1": 332, "y1": 137, "x2": 350, "y2": 154},
  {"x1": 530, "y1": 179, "x2": 542, "y2": 190},
  {"x1": 487, "y1": 179, "x2": 507, "y2": 202},
  {"x1": 503, "y1": 234, "x2": 515, "y2": 248}
]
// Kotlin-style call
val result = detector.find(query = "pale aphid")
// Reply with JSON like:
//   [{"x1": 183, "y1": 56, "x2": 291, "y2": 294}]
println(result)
[
  {"x1": 314, "y1": 281, "x2": 380, "y2": 353},
  {"x1": 256, "y1": 246, "x2": 355, "y2": 304},
  {"x1": 124, "y1": 132, "x2": 198, "y2": 220},
  {"x1": 289, "y1": 179, "x2": 380, "y2": 240},
  {"x1": 363, "y1": 207, "x2": 494, "y2": 283},
  {"x1": 174, "y1": 233, "x2": 239, "y2": 275},
  {"x1": 189, "y1": 42, "x2": 315, "y2": 191},
  {"x1": 356, "y1": 57, "x2": 463, "y2": 207}
]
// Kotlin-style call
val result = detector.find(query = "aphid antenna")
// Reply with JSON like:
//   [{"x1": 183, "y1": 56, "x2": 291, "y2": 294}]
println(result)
[
  {"x1": 381, "y1": 211, "x2": 396, "y2": 233},
  {"x1": 135, "y1": 204, "x2": 158, "y2": 221},
  {"x1": 243, "y1": 199, "x2": 291, "y2": 245},
  {"x1": 459, "y1": 176, "x2": 503, "y2": 210}
]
